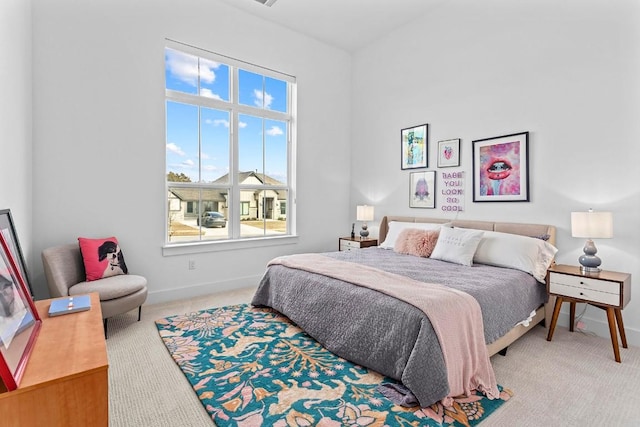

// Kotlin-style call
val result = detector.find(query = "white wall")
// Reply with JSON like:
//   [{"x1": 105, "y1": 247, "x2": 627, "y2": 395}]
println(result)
[
  {"x1": 351, "y1": 0, "x2": 640, "y2": 344},
  {"x1": 31, "y1": 0, "x2": 352, "y2": 302},
  {"x1": 0, "y1": 0, "x2": 33, "y2": 284}
]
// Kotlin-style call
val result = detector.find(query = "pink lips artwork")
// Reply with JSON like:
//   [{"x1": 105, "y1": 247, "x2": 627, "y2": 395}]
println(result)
[
  {"x1": 478, "y1": 139, "x2": 522, "y2": 197},
  {"x1": 486, "y1": 158, "x2": 512, "y2": 180},
  {"x1": 486, "y1": 157, "x2": 513, "y2": 195}
]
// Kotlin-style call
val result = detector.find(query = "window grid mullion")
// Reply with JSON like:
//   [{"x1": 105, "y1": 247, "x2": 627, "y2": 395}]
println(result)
[{"x1": 230, "y1": 66, "x2": 240, "y2": 239}]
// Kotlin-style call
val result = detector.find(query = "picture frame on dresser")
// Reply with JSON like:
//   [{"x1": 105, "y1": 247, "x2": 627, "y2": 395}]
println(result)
[
  {"x1": 472, "y1": 131, "x2": 529, "y2": 202},
  {"x1": 401, "y1": 123, "x2": 428, "y2": 169},
  {"x1": 0, "y1": 210, "x2": 33, "y2": 297},
  {"x1": 409, "y1": 171, "x2": 436, "y2": 209},
  {"x1": 0, "y1": 233, "x2": 41, "y2": 392}
]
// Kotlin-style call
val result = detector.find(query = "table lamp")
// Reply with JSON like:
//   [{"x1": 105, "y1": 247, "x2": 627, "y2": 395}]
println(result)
[
  {"x1": 571, "y1": 209, "x2": 613, "y2": 273},
  {"x1": 356, "y1": 205, "x2": 374, "y2": 239}
]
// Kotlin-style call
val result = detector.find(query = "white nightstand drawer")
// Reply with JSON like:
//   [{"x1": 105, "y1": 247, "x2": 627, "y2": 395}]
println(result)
[
  {"x1": 340, "y1": 240, "x2": 360, "y2": 251},
  {"x1": 549, "y1": 282, "x2": 620, "y2": 306},
  {"x1": 549, "y1": 272, "x2": 621, "y2": 296}
]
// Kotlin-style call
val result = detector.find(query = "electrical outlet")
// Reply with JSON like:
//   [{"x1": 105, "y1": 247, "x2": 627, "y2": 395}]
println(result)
[{"x1": 188, "y1": 260, "x2": 196, "y2": 270}]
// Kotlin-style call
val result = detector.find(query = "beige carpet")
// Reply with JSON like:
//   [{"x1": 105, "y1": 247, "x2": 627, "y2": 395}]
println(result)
[{"x1": 106, "y1": 287, "x2": 640, "y2": 427}]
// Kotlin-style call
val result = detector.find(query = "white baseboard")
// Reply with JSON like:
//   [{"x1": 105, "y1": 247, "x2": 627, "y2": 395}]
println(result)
[
  {"x1": 146, "y1": 275, "x2": 262, "y2": 305},
  {"x1": 556, "y1": 309, "x2": 640, "y2": 348}
]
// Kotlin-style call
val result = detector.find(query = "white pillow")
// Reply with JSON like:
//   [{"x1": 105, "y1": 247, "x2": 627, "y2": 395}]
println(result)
[
  {"x1": 430, "y1": 226, "x2": 484, "y2": 266},
  {"x1": 473, "y1": 230, "x2": 558, "y2": 282},
  {"x1": 380, "y1": 221, "x2": 444, "y2": 249}
]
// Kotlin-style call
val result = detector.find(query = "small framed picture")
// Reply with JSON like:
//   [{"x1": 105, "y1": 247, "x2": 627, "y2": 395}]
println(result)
[
  {"x1": 437, "y1": 138, "x2": 461, "y2": 168},
  {"x1": 472, "y1": 131, "x2": 529, "y2": 202},
  {"x1": 409, "y1": 171, "x2": 436, "y2": 209},
  {"x1": 0, "y1": 232, "x2": 41, "y2": 391},
  {"x1": 0, "y1": 210, "x2": 33, "y2": 297},
  {"x1": 401, "y1": 124, "x2": 428, "y2": 169}
]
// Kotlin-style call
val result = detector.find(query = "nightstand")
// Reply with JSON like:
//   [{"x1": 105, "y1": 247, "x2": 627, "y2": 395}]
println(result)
[
  {"x1": 338, "y1": 236, "x2": 378, "y2": 251},
  {"x1": 546, "y1": 264, "x2": 631, "y2": 362}
]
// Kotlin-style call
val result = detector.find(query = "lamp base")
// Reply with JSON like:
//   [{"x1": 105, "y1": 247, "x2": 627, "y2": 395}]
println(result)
[
  {"x1": 580, "y1": 266, "x2": 601, "y2": 274},
  {"x1": 578, "y1": 239, "x2": 602, "y2": 274},
  {"x1": 360, "y1": 224, "x2": 369, "y2": 239}
]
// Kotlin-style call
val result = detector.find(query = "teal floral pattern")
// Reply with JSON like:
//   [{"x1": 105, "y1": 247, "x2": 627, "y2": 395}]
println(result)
[{"x1": 156, "y1": 304, "x2": 511, "y2": 427}]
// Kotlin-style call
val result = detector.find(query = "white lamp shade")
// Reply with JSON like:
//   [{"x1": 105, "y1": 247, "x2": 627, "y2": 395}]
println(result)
[
  {"x1": 571, "y1": 211, "x2": 613, "y2": 239},
  {"x1": 356, "y1": 205, "x2": 374, "y2": 222}
]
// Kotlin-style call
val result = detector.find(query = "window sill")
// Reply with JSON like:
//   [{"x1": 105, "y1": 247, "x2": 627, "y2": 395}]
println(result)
[{"x1": 162, "y1": 235, "x2": 299, "y2": 256}]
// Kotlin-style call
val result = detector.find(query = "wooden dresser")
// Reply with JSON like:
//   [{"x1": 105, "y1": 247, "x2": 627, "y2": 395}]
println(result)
[{"x1": 0, "y1": 292, "x2": 108, "y2": 426}]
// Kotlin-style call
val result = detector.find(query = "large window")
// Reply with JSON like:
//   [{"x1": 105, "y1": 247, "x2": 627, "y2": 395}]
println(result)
[{"x1": 165, "y1": 41, "x2": 295, "y2": 244}]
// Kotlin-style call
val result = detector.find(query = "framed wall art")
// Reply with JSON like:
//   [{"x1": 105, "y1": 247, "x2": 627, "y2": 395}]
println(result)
[
  {"x1": 472, "y1": 131, "x2": 529, "y2": 202},
  {"x1": 0, "y1": 209, "x2": 33, "y2": 297},
  {"x1": 437, "y1": 138, "x2": 461, "y2": 168},
  {"x1": 0, "y1": 232, "x2": 41, "y2": 391},
  {"x1": 401, "y1": 123, "x2": 428, "y2": 169},
  {"x1": 409, "y1": 171, "x2": 436, "y2": 209}
]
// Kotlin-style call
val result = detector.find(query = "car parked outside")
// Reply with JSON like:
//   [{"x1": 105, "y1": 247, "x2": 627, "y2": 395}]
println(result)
[{"x1": 197, "y1": 211, "x2": 227, "y2": 228}]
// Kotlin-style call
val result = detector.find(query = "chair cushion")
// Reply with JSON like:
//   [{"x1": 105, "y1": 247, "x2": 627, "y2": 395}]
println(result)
[
  {"x1": 78, "y1": 237, "x2": 128, "y2": 282},
  {"x1": 69, "y1": 274, "x2": 147, "y2": 301}
]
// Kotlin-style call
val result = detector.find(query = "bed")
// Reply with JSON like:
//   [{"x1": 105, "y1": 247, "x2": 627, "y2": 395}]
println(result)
[{"x1": 252, "y1": 215, "x2": 557, "y2": 407}]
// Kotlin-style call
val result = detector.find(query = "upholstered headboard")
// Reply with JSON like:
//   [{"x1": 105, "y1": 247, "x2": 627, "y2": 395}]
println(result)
[{"x1": 379, "y1": 216, "x2": 556, "y2": 247}]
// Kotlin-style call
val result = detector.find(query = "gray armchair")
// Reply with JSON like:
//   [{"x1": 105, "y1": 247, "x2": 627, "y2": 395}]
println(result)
[{"x1": 42, "y1": 244, "x2": 148, "y2": 337}]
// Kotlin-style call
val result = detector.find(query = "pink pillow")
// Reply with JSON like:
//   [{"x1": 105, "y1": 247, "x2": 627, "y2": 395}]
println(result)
[
  {"x1": 394, "y1": 229, "x2": 440, "y2": 258},
  {"x1": 78, "y1": 237, "x2": 129, "y2": 282}
]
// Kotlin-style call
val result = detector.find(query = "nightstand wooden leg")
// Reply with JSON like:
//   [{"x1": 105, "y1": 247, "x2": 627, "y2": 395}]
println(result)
[
  {"x1": 546, "y1": 297, "x2": 563, "y2": 341},
  {"x1": 569, "y1": 302, "x2": 576, "y2": 332},
  {"x1": 606, "y1": 308, "x2": 621, "y2": 363},
  {"x1": 614, "y1": 309, "x2": 628, "y2": 348}
]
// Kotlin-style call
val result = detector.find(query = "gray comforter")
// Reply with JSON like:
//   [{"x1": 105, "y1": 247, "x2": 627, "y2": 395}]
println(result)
[{"x1": 251, "y1": 247, "x2": 546, "y2": 407}]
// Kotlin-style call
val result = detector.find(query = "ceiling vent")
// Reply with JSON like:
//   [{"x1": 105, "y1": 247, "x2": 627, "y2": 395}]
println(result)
[{"x1": 254, "y1": 0, "x2": 278, "y2": 6}]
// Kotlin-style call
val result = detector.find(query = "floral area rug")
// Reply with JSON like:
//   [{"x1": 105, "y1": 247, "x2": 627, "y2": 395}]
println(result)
[{"x1": 155, "y1": 304, "x2": 512, "y2": 427}]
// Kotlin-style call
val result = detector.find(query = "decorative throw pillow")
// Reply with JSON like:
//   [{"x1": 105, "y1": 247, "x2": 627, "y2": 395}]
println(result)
[
  {"x1": 430, "y1": 226, "x2": 484, "y2": 266},
  {"x1": 394, "y1": 229, "x2": 440, "y2": 258},
  {"x1": 380, "y1": 221, "x2": 450, "y2": 249},
  {"x1": 473, "y1": 230, "x2": 558, "y2": 282},
  {"x1": 78, "y1": 237, "x2": 129, "y2": 282}
]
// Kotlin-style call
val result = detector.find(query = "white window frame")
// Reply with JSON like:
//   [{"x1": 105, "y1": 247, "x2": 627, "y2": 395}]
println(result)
[{"x1": 163, "y1": 39, "x2": 297, "y2": 256}]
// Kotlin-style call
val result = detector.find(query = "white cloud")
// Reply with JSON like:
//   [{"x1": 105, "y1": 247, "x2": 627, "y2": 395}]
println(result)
[
  {"x1": 266, "y1": 126, "x2": 284, "y2": 136},
  {"x1": 253, "y1": 89, "x2": 273, "y2": 109},
  {"x1": 199, "y1": 58, "x2": 219, "y2": 84},
  {"x1": 206, "y1": 117, "x2": 246, "y2": 128},
  {"x1": 165, "y1": 49, "x2": 218, "y2": 87},
  {"x1": 168, "y1": 159, "x2": 196, "y2": 171},
  {"x1": 166, "y1": 142, "x2": 185, "y2": 156},
  {"x1": 166, "y1": 50, "x2": 199, "y2": 87},
  {"x1": 200, "y1": 88, "x2": 222, "y2": 99},
  {"x1": 200, "y1": 153, "x2": 210, "y2": 160},
  {"x1": 266, "y1": 170, "x2": 287, "y2": 184}
]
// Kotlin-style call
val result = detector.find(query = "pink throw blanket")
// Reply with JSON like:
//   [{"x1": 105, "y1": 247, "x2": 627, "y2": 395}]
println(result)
[{"x1": 268, "y1": 253, "x2": 500, "y2": 405}]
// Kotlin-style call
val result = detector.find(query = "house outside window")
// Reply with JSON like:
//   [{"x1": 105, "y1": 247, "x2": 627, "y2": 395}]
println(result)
[{"x1": 165, "y1": 40, "x2": 295, "y2": 244}]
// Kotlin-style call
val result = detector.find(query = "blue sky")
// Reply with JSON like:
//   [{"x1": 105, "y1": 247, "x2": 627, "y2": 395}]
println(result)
[{"x1": 165, "y1": 48, "x2": 288, "y2": 184}]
